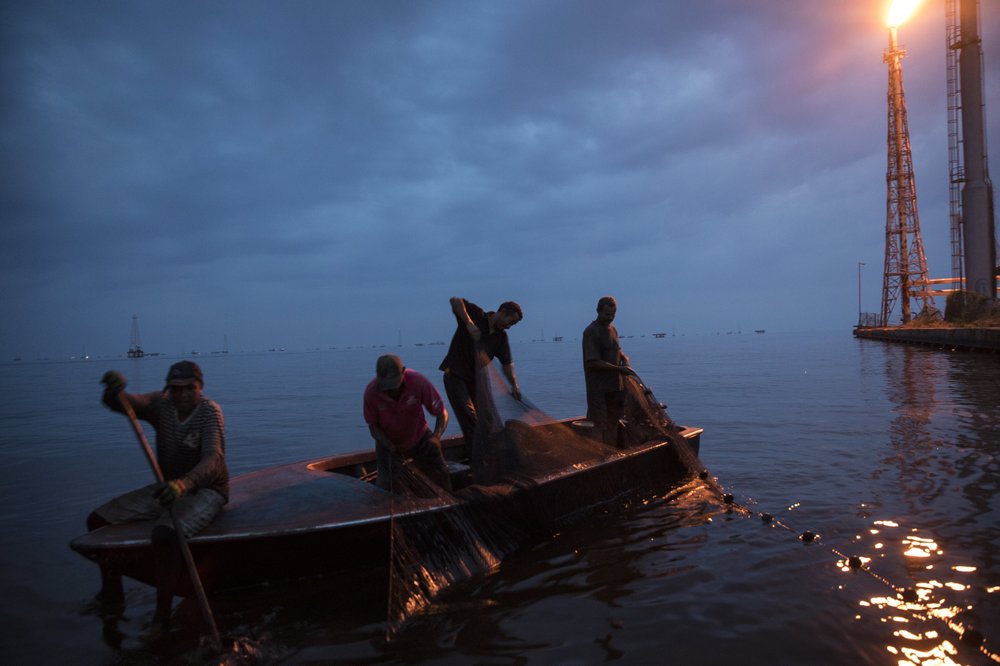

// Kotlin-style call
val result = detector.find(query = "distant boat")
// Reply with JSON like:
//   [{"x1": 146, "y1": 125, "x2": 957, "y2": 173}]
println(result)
[
  {"x1": 653, "y1": 333, "x2": 666, "y2": 338},
  {"x1": 755, "y1": 329, "x2": 765, "y2": 334},
  {"x1": 552, "y1": 336, "x2": 563, "y2": 342}
]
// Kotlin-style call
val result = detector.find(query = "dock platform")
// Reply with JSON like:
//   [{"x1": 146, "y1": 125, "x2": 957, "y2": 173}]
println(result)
[{"x1": 853, "y1": 326, "x2": 1000, "y2": 353}]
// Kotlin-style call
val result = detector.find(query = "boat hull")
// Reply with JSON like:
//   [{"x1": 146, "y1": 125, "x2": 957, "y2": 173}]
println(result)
[{"x1": 70, "y1": 420, "x2": 703, "y2": 595}]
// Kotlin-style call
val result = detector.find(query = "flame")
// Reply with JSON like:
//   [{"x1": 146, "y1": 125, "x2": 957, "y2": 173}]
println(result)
[{"x1": 887, "y1": 0, "x2": 922, "y2": 27}]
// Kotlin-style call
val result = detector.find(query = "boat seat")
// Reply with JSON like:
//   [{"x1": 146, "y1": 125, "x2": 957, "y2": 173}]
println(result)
[
  {"x1": 447, "y1": 461, "x2": 473, "y2": 490},
  {"x1": 570, "y1": 419, "x2": 602, "y2": 441}
]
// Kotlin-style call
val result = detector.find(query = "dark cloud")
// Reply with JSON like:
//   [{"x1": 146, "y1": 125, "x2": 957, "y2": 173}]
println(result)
[{"x1": 1, "y1": 0, "x2": 998, "y2": 357}]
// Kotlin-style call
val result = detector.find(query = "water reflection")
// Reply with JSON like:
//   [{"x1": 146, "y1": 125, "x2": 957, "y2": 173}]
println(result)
[
  {"x1": 844, "y1": 517, "x2": 991, "y2": 665},
  {"x1": 851, "y1": 345, "x2": 1000, "y2": 663},
  {"x1": 387, "y1": 478, "x2": 723, "y2": 659}
]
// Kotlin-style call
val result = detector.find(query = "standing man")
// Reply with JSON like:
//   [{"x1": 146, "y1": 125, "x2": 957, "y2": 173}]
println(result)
[
  {"x1": 439, "y1": 297, "x2": 523, "y2": 449},
  {"x1": 364, "y1": 354, "x2": 452, "y2": 493},
  {"x1": 88, "y1": 360, "x2": 228, "y2": 634},
  {"x1": 583, "y1": 296, "x2": 633, "y2": 446}
]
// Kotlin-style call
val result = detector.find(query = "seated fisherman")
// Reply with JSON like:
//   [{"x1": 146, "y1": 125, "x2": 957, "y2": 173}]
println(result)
[
  {"x1": 364, "y1": 354, "x2": 452, "y2": 493},
  {"x1": 87, "y1": 361, "x2": 228, "y2": 634}
]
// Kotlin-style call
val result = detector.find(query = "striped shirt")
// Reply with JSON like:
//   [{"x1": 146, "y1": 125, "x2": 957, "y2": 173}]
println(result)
[{"x1": 106, "y1": 390, "x2": 229, "y2": 501}]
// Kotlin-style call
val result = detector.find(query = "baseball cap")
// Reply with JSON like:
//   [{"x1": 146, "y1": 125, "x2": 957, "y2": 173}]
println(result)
[
  {"x1": 376, "y1": 354, "x2": 404, "y2": 391},
  {"x1": 165, "y1": 360, "x2": 203, "y2": 387}
]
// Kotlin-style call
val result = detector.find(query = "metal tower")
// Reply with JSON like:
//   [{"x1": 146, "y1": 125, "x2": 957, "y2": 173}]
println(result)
[
  {"x1": 954, "y1": 0, "x2": 997, "y2": 298},
  {"x1": 945, "y1": 0, "x2": 966, "y2": 286},
  {"x1": 881, "y1": 23, "x2": 936, "y2": 326},
  {"x1": 128, "y1": 313, "x2": 144, "y2": 358}
]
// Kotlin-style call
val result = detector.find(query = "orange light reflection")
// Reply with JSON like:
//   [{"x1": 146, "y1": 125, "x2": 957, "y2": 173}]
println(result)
[{"x1": 849, "y1": 519, "x2": 987, "y2": 664}]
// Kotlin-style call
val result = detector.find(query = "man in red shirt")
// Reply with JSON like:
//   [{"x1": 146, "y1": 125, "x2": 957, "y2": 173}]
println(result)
[{"x1": 363, "y1": 354, "x2": 452, "y2": 493}]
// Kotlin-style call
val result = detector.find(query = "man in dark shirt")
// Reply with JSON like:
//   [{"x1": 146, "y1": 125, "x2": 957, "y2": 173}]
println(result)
[
  {"x1": 439, "y1": 297, "x2": 523, "y2": 451},
  {"x1": 582, "y1": 296, "x2": 633, "y2": 446},
  {"x1": 88, "y1": 360, "x2": 228, "y2": 633}
]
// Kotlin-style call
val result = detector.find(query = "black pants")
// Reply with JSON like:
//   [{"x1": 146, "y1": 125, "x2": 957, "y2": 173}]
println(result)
[{"x1": 443, "y1": 371, "x2": 478, "y2": 447}]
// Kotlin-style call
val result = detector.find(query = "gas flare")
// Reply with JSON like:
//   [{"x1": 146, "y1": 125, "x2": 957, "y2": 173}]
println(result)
[{"x1": 887, "y1": 0, "x2": 922, "y2": 27}]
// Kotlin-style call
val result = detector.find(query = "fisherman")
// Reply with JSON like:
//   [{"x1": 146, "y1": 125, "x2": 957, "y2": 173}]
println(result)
[
  {"x1": 439, "y1": 297, "x2": 523, "y2": 450},
  {"x1": 582, "y1": 296, "x2": 633, "y2": 446},
  {"x1": 364, "y1": 354, "x2": 452, "y2": 493},
  {"x1": 87, "y1": 360, "x2": 228, "y2": 635}
]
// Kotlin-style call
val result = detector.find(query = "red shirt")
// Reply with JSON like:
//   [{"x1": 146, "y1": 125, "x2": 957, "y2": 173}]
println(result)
[{"x1": 363, "y1": 369, "x2": 445, "y2": 450}]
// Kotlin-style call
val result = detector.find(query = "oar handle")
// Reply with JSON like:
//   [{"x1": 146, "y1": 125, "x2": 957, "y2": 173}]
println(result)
[{"x1": 116, "y1": 394, "x2": 165, "y2": 483}]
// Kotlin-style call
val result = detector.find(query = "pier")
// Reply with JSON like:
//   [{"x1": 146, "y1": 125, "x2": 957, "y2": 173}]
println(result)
[{"x1": 853, "y1": 326, "x2": 1000, "y2": 353}]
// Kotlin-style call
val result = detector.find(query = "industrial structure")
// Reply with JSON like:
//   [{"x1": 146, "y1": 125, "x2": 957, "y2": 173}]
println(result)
[
  {"x1": 949, "y1": 0, "x2": 997, "y2": 299},
  {"x1": 877, "y1": 0, "x2": 997, "y2": 327},
  {"x1": 127, "y1": 313, "x2": 144, "y2": 358},
  {"x1": 880, "y1": 6, "x2": 936, "y2": 326},
  {"x1": 945, "y1": 0, "x2": 966, "y2": 286}
]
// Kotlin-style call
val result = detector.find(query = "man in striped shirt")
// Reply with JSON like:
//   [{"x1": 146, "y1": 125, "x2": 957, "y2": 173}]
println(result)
[{"x1": 87, "y1": 360, "x2": 228, "y2": 633}]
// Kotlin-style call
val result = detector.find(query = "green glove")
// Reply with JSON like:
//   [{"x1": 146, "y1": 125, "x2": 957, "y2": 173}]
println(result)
[
  {"x1": 154, "y1": 479, "x2": 187, "y2": 505},
  {"x1": 101, "y1": 370, "x2": 127, "y2": 394}
]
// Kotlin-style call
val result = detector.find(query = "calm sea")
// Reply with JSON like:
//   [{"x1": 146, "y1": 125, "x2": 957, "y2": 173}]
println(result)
[{"x1": 0, "y1": 331, "x2": 997, "y2": 664}]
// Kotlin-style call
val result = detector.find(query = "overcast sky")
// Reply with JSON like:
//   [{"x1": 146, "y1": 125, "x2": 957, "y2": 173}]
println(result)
[{"x1": 2, "y1": 0, "x2": 998, "y2": 358}]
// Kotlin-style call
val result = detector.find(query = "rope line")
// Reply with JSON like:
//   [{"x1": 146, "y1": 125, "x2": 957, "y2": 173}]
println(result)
[
  {"x1": 384, "y1": 453, "x2": 396, "y2": 643},
  {"x1": 695, "y1": 470, "x2": 998, "y2": 663}
]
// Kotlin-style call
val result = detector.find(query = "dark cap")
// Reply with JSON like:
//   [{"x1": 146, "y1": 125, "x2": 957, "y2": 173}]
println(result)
[
  {"x1": 376, "y1": 354, "x2": 404, "y2": 391},
  {"x1": 166, "y1": 360, "x2": 203, "y2": 387}
]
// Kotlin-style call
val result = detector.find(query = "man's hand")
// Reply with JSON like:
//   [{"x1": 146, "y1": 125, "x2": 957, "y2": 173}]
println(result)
[
  {"x1": 510, "y1": 385, "x2": 522, "y2": 401},
  {"x1": 101, "y1": 370, "x2": 127, "y2": 394},
  {"x1": 154, "y1": 479, "x2": 187, "y2": 505},
  {"x1": 466, "y1": 322, "x2": 482, "y2": 342}
]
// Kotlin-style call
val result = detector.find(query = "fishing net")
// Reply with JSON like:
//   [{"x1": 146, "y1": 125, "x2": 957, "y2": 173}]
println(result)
[
  {"x1": 383, "y1": 357, "x2": 705, "y2": 640},
  {"x1": 384, "y1": 456, "x2": 527, "y2": 640}
]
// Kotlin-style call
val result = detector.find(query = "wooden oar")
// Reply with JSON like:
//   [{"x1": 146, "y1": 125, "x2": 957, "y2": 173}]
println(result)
[{"x1": 116, "y1": 393, "x2": 223, "y2": 653}]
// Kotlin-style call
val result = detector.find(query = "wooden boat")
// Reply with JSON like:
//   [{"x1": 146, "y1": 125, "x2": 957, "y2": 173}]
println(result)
[{"x1": 70, "y1": 418, "x2": 704, "y2": 596}]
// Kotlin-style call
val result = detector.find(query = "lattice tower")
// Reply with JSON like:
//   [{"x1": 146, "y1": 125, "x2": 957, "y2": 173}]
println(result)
[
  {"x1": 128, "y1": 313, "x2": 144, "y2": 358},
  {"x1": 881, "y1": 27, "x2": 936, "y2": 326},
  {"x1": 945, "y1": 0, "x2": 966, "y2": 284}
]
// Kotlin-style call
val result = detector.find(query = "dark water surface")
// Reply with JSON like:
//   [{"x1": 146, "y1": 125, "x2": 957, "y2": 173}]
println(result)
[{"x1": 1, "y1": 331, "x2": 998, "y2": 664}]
